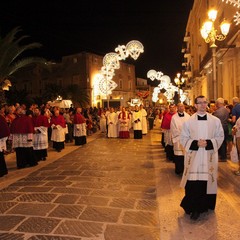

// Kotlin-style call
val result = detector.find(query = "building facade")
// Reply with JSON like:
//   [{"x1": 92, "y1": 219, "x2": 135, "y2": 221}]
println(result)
[
  {"x1": 182, "y1": 0, "x2": 240, "y2": 104},
  {"x1": 12, "y1": 52, "x2": 144, "y2": 108}
]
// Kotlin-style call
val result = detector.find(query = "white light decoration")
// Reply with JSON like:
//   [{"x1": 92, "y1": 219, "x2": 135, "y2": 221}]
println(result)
[
  {"x1": 222, "y1": 0, "x2": 240, "y2": 8},
  {"x1": 98, "y1": 40, "x2": 144, "y2": 97},
  {"x1": 147, "y1": 70, "x2": 177, "y2": 103},
  {"x1": 234, "y1": 11, "x2": 240, "y2": 25},
  {"x1": 147, "y1": 69, "x2": 164, "y2": 81},
  {"x1": 103, "y1": 53, "x2": 120, "y2": 69},
  {"x1": 125, "y1": 40, "x2": 144, "y2": 60},
  {"x1": 222, "y1": 0, "x2": 240, "y2": 24}
]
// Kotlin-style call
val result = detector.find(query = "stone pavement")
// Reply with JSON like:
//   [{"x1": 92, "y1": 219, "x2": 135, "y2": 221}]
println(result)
[{"x1": 0, "y1": 129, "x2": 240, "y2": 239}]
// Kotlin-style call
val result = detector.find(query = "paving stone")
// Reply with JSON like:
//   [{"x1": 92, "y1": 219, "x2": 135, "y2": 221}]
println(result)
[
  {"x1": 16, "y1": 217, "x2": 60, "y2": 234},
  {"x1": 122, "y1": 210, "x2": 158, "y2": 226},
  {"x1": 81, "y1": 171, "x2": 107, "y2": 177},
  {"x1": 20, "y1": 176, "x2": 47, "y2": 182},
  {"x1": 109, "y1": 198, "x2": 136, "y2": 209},
  {"x1": 54, "y1": 194, "x2": 80, "y2": 204},
  {"x1": 54, "y1": 220, "x2": 103, "y2": 238},
  {"x1": 28, "y1": 235, "x2": 82, "y2": 240},
  {"x1": 0, "y1": 201, "x2": 17, "y2": 213},
  {"x1": 48, "y1": 204, "x2": 84, "y2": 219},
  {"x1": 16, "y1": 193, "x2": 57, "y2": 203},
  {"x1": 44, "y1": 181, "x2": 73, "y2": 187},
  {"x1": 128, "y1": 191, "x2": 156, "y2": 200},
  {"x1": 59, "y1": 171, "x2": 83, "y2": 176},
  {"x1": 90, "y1": 189, "x2": 129, "y2": 198},
  {"x1": 45, "y1": 176, "x2": 68, "y2": 181},
  {"x1": 17, "y1": 186, "x2": 53, "y2": 193},
  {"x1": 51, "y1": 187, "x2": 91, "y2": 195},
  {"x1": 7, "y1": 203, "x2": 56, "y2": 216},
  {"x1": 71, "y1": 181, "x2": 106, "y2": 189},
  {"x1": 0, "y1": 192, "x2": 20, "y2": 201},
  {"x1": 0, "y1": 215, "x2": 25, "y2": 231},
  {"x1": 10, "y1": 181, "x2": 44, "y2": 187},
  {"x1": 0, "y1": 186, "x2": 20, "y2": 192},
  {"x1": 104, "y1": 224, "x2": 160, "y2": 240},
  {"x1": 136, "y1": 199, "x2": 158, "y2": 211},
  {"x1": 0, "y1": 233, "x2": 24, "y2": 240},
  {"x1": 77, "y1": 196, "x2": 109, "y2": 206},
  {"x1": 79, "y1": 206, "x2": 121, "y2": 223}
]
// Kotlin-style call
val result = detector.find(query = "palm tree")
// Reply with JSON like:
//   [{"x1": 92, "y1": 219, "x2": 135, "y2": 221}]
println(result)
[
  {"x1": 0, "y1": 26, "x2": 47, "y2": 104},
  {"x1": 64, "y1": 84, "x2": 90, "y2": 107}
]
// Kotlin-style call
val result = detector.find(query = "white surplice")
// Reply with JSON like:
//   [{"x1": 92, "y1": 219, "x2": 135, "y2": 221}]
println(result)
[
  {"x1": 170, "y1": 112, "x2": 190, "y2": 156},
  {"x1": 180, "y1": 112, "x2": 224, "y2": 194}
]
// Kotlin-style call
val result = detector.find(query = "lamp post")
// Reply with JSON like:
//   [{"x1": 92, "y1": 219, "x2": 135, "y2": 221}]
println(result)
[{"x1": 200, "y1": 9, "x2": 230, "y2": 100}]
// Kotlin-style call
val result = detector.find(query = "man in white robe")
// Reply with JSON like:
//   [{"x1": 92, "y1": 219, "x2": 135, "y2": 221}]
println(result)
[
  {"x1": 180, "y1": 96, "x2": 224, "y2": 220},
  {"x1": 132, "y1": 105, "x2": 143, "y2": 139},
  {"x1": 140, "y1": 105, "x2": 148, "y2": 135},
  {"x1": 107, "y1": 108, "x2": 118, "y2": 138},
  {"x1": 170, "y1": 103, "x2": 190, "y2": 175}
]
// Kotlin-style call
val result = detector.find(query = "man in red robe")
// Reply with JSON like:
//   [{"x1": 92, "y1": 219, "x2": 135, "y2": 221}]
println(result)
[
  {"x1": 0, "y1": 111, "x2": 10, "y2": 177},
  {"x1": 73, "y1": 107, "x2": 87, "y2": 145},
  {"x1": 50, "y1": 109, "x2": 66, "y2": 152},
  {"x1": 32, "y1": 107, "x2": 50, "y2": 161},
  {"x1": 10, "y1": 106, "x2": 38, "y2": 169},
  {"x1": 118, "y1": 107, "x2": 130, "y2": 138}
]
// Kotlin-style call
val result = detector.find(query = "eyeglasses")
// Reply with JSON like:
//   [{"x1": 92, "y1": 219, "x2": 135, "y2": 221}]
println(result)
[{"x1": 196, "y1": 101, "x2": 208, "y2": 105}]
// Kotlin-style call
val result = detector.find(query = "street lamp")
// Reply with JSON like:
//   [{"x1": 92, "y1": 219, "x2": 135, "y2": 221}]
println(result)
[
  {"x1": 174, "y1": 73, "x2": 185, "y2": 103},
  {"x1": 200, "y1": 9, "x2": 230, "y2": 99},
  {"x1": 174, "y1": 73, "x2": 185, "y2": 88}
]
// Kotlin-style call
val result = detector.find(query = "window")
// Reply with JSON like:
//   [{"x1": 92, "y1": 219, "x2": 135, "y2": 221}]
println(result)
[
  {"x1": 119, "y1": 79, "x2": 123, "y2": 89},
  {"x1": 129, "y1": 81, "x2": 132, "y2": 90}
]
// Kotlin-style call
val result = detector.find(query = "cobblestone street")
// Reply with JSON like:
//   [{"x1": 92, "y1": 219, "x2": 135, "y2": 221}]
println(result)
[{"x1": 0, "y1": 128, "x2": 240, "y2": 239}]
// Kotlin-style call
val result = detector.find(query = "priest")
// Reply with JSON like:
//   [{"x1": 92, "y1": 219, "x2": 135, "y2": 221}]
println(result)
[
  {"x1": 180, "y1": 96, "x2": 224, "y2": 220},
  {"x1": 73, "y1": 107, "x2": 87, "y2": 145},
  {"x1": 0, "y1": 109, "x2": 10, "y2": 176}
]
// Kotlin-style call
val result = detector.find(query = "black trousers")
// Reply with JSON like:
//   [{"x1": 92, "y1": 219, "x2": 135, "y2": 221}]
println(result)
[
  {"x1": 174, "y1": 155, "x2": 184, "y2": 174},
  {"x1": 15, "y1": 147, "x2": 38, "y2": 168},
  {"x1": 0, "y1": 152, "x2": 8, "y2": 177},
  {"x1": 134, "y1": 130, "x2": 142, "y2": 139},
  {"x1": 180, "y1": 180, "x2": 216, "y2": 214}
]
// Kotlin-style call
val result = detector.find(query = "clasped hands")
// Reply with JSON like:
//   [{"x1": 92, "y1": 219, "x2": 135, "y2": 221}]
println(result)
[{"x1": 198, "y1": 139, "x2": 207, "y2": 148}]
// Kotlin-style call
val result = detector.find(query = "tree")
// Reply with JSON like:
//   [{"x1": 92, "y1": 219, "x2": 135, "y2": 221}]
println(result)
[
  {"x1": 0, "y1": 26, "x2": 47, "y2": 104},
  {"x1": 42, "y1": 83, "x2": 64, "y2": 102},
  {"x1": 64, "y1": 84, "x2": 90, "y2": 107}
]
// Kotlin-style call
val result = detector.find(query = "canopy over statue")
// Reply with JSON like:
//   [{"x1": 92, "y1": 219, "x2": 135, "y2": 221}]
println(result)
[{"x1": 47, "y1": 99, "x2": 72, "y2": 108}]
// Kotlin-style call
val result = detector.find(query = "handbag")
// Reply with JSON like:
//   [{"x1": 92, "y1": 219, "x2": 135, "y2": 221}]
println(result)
[{"x1": 230, "y1": 136, "x2": 239, "y2": 163}]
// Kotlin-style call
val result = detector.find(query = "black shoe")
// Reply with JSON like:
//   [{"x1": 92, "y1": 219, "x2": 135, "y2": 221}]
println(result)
[{"x1": 190, "y1": 211, "x2": 200, "y2": 220}]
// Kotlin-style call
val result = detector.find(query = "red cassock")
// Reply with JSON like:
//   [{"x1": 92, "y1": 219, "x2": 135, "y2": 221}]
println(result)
[
  {"x1": 32, "y1": 115, "x2": 49, "y2": 128},
  {"x1": 73, "y1": 113, "x2": 86, "y2": 124},
  {"x1": 10, "y1": 115, "x2": 34, "y2": 134},
  {"x1": 0, "y1": 115, "x2": 10, "y2": 138},
  {"x1": 50, "y1": 115, "x2": 66, "y2": 128}
]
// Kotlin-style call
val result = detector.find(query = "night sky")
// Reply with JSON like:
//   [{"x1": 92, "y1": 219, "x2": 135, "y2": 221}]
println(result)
[{"x1": 1, "y1": 0, "x2": 194, "y2": 83}]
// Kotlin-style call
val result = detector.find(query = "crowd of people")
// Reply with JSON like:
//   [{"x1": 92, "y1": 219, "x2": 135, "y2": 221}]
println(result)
[
  {"x1": 0, "y1": 102, "x2": 153, "y2": 179},
  {"x1": 1, "y1": 96, "x2": 240, "y2": 222}
]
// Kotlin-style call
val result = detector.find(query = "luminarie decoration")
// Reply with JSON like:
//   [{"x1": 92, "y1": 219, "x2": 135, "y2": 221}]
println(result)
[
  {"x1": 98, "y1": 40, "x2": 144, "y2": 97},
  {"x1": 222, "y1": 0, "x2": 240, "y2": 24}
]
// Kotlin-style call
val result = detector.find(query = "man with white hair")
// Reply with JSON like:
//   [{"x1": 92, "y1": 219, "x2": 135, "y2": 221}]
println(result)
[{"x1": 212, "y1": 98, "x2": 229, "y2": 161}]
